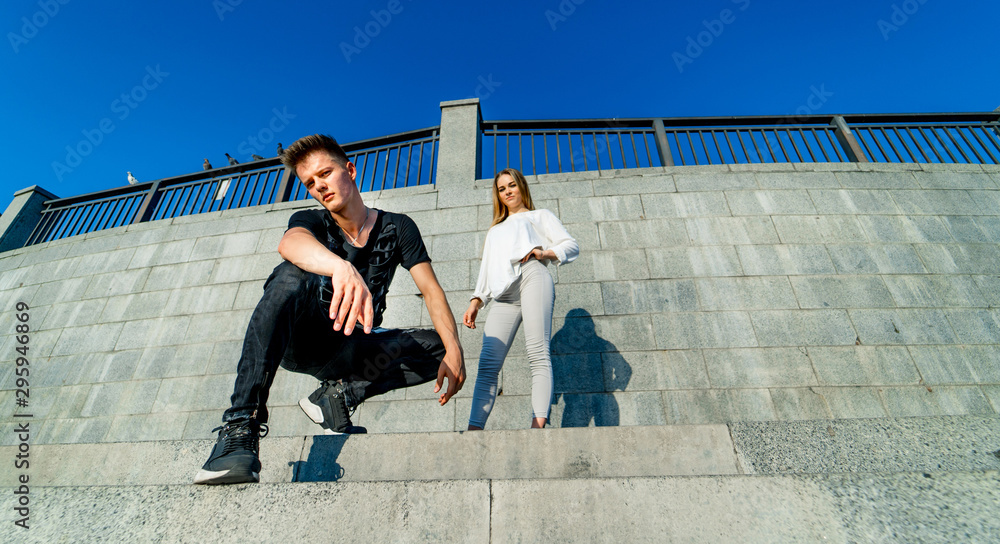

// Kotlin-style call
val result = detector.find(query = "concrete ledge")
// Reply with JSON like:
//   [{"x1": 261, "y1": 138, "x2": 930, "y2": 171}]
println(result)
[{"x1": 3, "y1": 471, "x2": 997, "y2": 542}]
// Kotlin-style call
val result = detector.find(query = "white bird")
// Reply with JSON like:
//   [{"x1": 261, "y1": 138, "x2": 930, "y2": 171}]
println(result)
[{"x1": 127, "y1": 171, "x2": 139, "y2": 185}]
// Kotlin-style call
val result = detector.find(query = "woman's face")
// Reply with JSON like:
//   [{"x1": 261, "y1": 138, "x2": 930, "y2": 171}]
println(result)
[{"x1": 496, "y1": 174, "x2": 526, "y2": 214}]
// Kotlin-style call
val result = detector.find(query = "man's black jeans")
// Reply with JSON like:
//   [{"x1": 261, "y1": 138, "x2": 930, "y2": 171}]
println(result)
[{"x1": 223, "y1": 261, "x2": 445, "y2": 423}]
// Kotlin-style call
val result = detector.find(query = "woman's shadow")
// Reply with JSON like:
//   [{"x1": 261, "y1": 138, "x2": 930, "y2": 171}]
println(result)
[{"x1": 550, "y1": 308, "x2": 630, "y2": 427}]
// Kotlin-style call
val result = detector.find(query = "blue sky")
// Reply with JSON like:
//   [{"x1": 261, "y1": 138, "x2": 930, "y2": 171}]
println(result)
[{"x1": 2, "y1": 0, "x2": 998, "y2": 202}]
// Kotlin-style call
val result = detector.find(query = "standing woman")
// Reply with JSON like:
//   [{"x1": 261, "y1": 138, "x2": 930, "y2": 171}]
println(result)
[{"x1": 464, "y1": 168, "x2": 579, "y2": 430}]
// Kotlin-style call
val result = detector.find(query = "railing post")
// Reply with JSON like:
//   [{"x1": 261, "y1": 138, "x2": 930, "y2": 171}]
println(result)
[
  {"x1": 131, "y1": 181, "x2": 163, "y2": 224},
  {"x1": 275, "y1": 166, "x2": 297, "y2": 202},
  {"x1": 0, "y1": 186, "x2": 59, "y2": 252},
  {"x1": 435, "y1": 98, "x2": 482, "y2": 209},
  {"x1": 652, "y1": 118, "x2": 675, "y2": 167},
  {"x1": 831, "y1": 115, "x2": 868, "y2": 163}
]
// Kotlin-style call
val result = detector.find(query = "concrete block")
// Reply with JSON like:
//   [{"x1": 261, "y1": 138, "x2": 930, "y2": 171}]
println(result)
[
  {"x1": 127, "y1": 239, "x2": 196, "y2": 268},
  {"x1": 30, "y1": 276, "x2": 92, "y2": 306},
  {"x1": 812, "y1": 386, "x2": 887, "y2": 418},
  {"x1": 172, "y1": 216, "x2": 240, "y2": 239},
  {"x1": 598, "y1": 218, "x2": 687, "y2": 248},
  {"x1": 890, "y1": 189, "x2": 983, "y2": 215},
  {"x1": 38, "y1": 298, "x2": 108, "y2": 330},
  {"x1": 942, "y1": 216, "x2": 1000, "y2": 243},
  {"x1": 553, "y1": 281, "x2": 604, "y2": 317},
  {"x1": 772, "y1": 216, "x2": 867, "y2": 244},
  {"x1": 18, "y1": 242, "x2": 71, "y2": 267},
  {"x1": 100, "y1": 291, "x2": 172, "y2": 322},
  {"x1": 354, "y1": 398, "x2": 455, "y2": 433},
  {"x1": 116, "y1": 224, "x2": 177, "y2": 248},
  {"x1": 609, "y1": 350, "x2": 710, "y2": 390},
  {"x1": 408, "y1": 207, "x2": 479, "y2": 236},
  {"x1": 662, "y1": 388, "x2": 776, "y2": 424},
  {"x1": 808, "y1": 346, "x2": 920, "y2": 386},
  {"x1": 552, "y1": 314, "x2": 657, "y2": 353},
  {"x1": 973, "y1": 275, "x2": 1000, "y2": 306},
  {"x1": 793, "y1": 162, "x2": 858, "y2": 172},
  {"x1": 881, "y1": 386, "x2": 994, "y2": 417},
  {"x1": 983, "y1": 385, "x2": 1000, "y2": 413},
  {"x1": 858, "y1": 215, "x2": 954, "y2": 243},
  {"x1": 652, "y1": 311, "x2": 757, "y2": 349},
  {"x1": 189, "y1": 231, "x2": 262, "y2": 261},
  {"x1": 368, "y1": 191, "x2": 439, "y2": 213},
  {"x1": 601, "y1": 279, "x2": 698, "y2": 314},
  {"x1": 558, "y1": 250, "x2": 650, "y2": 282},
  {"x1": 790, "y1": 275, "x2": 895, "y2": 309},
  {"x1": 529, "y1": 180, "x2": 595, "y2": 200},
  {"x1": 808, "y1": 189, "x2": 900, "y2": 214},
  {"x1": 835, "y1": 171, "x2": 917, "y2": 189},
  {"x1": 31, "y1": 416, "x2": 113, "y2": 445},
  {"x1": 850, "y1": 309, "x2": 958, "y2": 345},
  {"x1": 593, "y1": 174, "x2": 676, "y2": 196},
  {"x1": 556, "y1": 391, "x2": 667, "y2": 427},
  {"x1": 558, "y1": 195, "x2": 643, "y2": 223},
  {"x1": 913, "y1": 172, "x2": 998, "y2": 190},
  {"x1": 115, "y1": 316, "x2": 192, "y2": 350},
  {"x1": 233, "y1": 280, "x2": 265, "y2": 310},
  {"x1": 81, "y1": 379, "x2": 162, "y2": 417},
  {"x1": 725, "y1": 190, "x2": 816, "y2": 215},
  {"x1": 647, "y1": 246, "x2": 744, "y2": 278},
  {"x1": 552, "y1": 352, "x2": 605, "y2": 393},
  {"x1": 151, "y1": 373, "x2": 235, "y2": 413},
  {"x1": 769, "y1": 387, "x2": 833, "y2": 420},
  {"x1": 685, "y1": 217, "x2": 779, "y2": 245},
  {"x1": 185, "y1": 310, "x2": 252, "y2": 343},
  {"x1": 827, "y1": 244, "x2": 926, "y2": 274},
  {"x1": 206, "y1": 340, "x2": 243, "y2": 375},
  {"x1": 641, "y1": 192, "x2": 730, "y2": 218},
  {"x1": 909, "y1": 345, "x2": 1000, "y2": 385},
  {"x1": 144, "y1": 260, "x2": 217, "y2": 290},
  {"x1": 754, "y1": 171, "x2": 840, "y2": 189},
  {"x1": 379, "y1": 293, "x2": 425, "y2": 329},
  {"x1": 429, "y1": 231, "x2": 484, "y2": 262},
  {"x1": 26, "y1": 384, "x2": 92, "y2": 419},
  {"x1": 235, "y1": 209, "x2": 299, "y2": 231},
  {"x1": 52, "y1": 322, "x2": 124, "y2": 356},
  {"x1": 75, "y1": 349, "x2": 143, "y2": 384},
  {"x1": 674, "y1": 172, "x2": 757, "y2": 192},
  {"x1": 915, "y1": 244, "x2": 1000, "y2": 274},
  {"x1": 255, "y1": 226, "x2": 285, "y2": 254},
  {"x1": 728, "y1": 163, "x2": 797, "y2": 172},
  {"x1": 752, "y1": 309, "x2": 856, "y2": 347},
  {"x1": 945, "y1": 309, "x2": 1000, "y2": 344},
  {"x1": 63, "y1": 235, "x2": 122, "y2": 258},
  {"x1": 920, "y1": 163, "x2": 985, "y2": 173},
  {"x1": 967, "y1": 189, "x2": 1000, "y2": 215},
  {"x1": 83, "y1": 268, "x2": 151, "y2": 299},
  {"x1": 133, "y1": 343, "x2": 215, "y2": 379},
  {"x1": 209, "y1": 253, "x2": 281, "y2": 284},
  {"x1": 105, "y1": 412, "x2": 189, "y2": 442},
  {"x1": 882, "y1": 275, "x2": 985, "y2": 308},
  {"x1": 697, "y1": 276, "x2": 798, "y2": 310},
  {"x1": 736, "y1": 244, "x2": 836, "y2": 275},
  {"x1": 705, "y1": 347, "x2": 817, "y2": 388}
]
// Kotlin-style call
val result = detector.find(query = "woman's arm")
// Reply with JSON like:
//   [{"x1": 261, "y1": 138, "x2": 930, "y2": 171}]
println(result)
[{"x1": 537, "y1": 210, "x2": 579, "y2": 265}]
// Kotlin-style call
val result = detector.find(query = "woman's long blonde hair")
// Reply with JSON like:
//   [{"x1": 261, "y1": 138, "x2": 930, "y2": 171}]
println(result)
[{"x1": 490, "y1": 168, "x2": 535, "y2": 226}]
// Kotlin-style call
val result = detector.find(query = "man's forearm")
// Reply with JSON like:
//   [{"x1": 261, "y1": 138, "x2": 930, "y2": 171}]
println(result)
[
  {"x1": 425, "y1": 288, "x2": 462, "y2": 352},
  {"x1": 278, "y1": 229, "x2": 346, "y2": 276}
]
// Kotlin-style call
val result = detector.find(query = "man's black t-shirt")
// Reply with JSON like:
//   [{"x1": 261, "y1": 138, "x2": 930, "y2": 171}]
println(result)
[{"x1": 286, "y1": 208, "x2": 430, "y2": 327}]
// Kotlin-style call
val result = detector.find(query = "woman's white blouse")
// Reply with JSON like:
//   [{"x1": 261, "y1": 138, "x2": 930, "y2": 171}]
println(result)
[{"x1": 471, "y1": 209, "x2": 579, "y2": 305}]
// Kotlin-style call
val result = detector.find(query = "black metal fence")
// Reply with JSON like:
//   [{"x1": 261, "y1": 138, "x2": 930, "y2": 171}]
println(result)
[
  {"x1": 24, "y1": 127, "x2": 439, "y2": 246},
  {"x1": 21, "y1": 112, "x2": 1000, "y2": 247}
]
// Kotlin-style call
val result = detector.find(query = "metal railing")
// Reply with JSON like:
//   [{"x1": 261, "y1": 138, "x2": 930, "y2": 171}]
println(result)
[
  {"x1": 24, "y1": 127, "x2": 439, "y2": 246},
  {"x1": 482, "y1": 113, "x2": 1000, "y2": 176}
]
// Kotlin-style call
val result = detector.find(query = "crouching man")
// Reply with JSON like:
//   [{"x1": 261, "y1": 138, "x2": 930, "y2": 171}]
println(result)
[{"x1": 195, "y1": 134, "x2": 465, "y2": 485}]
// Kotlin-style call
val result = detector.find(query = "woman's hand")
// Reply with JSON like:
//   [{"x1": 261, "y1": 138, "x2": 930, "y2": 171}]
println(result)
[
  {"x1": 520, "y1": 248, "x2": 556, "y2": 263},
  {"x1": 463, "y1": 299, "x2": 482, "y2": 329}
]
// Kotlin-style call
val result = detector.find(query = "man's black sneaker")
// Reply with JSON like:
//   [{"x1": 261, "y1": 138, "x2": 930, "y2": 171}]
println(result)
[
  {"x1": 193, "y1": 419, "x2": 268, "y2": 485},
  {"x1": 298, "y1": 381, "x2": 368, "y2": 435}
]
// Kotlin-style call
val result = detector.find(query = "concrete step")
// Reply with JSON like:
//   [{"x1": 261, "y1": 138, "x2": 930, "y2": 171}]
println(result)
[
  {"x1": 4, "y1": 416, "x2": 998, "y2": 488},
  {"x1": 4, "y1": 471, "x2": 999, "y2": 542}
]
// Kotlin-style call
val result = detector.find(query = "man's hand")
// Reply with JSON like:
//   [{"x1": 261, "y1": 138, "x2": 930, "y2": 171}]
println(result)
[
  {"x1": 434, "y1": 348, "x2": 466, "y2": 405},
  {"x1": 329, "y1": 259, "x2": 373, "y2": 335},
  {"x1": 463, "y1": 299, "x2": 482, "y2": 329}
]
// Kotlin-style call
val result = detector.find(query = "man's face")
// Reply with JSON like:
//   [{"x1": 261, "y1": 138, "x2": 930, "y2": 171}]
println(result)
[{"x1": 296, "y1": 150, "x2": 358, "y2": 215}]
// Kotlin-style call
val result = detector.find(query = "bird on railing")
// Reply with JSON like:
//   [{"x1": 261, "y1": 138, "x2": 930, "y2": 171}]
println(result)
[
  {"x1": 203, "y1": 158, "x2": 213, "y2": 170},
  {"x1": 276, "y1": 142, "x2": 284, "y2": 156},
  {"x1": 225, "y1": 153, "x2": 239, "y2": 165},
  {"x1": 251, "y1": 154, "x2": 265, "y2": 161},
  {"x1": 127, "y1": 171, "x2": 139, "y2": 185}
]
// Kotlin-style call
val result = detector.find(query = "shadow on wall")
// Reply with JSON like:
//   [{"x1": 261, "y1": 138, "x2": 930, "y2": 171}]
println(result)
[
  {"x1": 551, "y1": 308, "x2": 630, "y2": 427},
  {"x1": 291, "y1": 435, "x2": 348, "y2": 482}
]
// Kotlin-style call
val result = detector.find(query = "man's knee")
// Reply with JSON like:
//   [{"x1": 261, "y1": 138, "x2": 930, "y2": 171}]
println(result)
[{"x1": 263, "y1": 261, "x2": 314, "y2": 297}]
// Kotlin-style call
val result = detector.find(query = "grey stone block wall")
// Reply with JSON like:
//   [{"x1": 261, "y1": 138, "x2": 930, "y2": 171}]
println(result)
[{"x1": 1, "y1": 163, "x2": 999, "y2": 445}]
